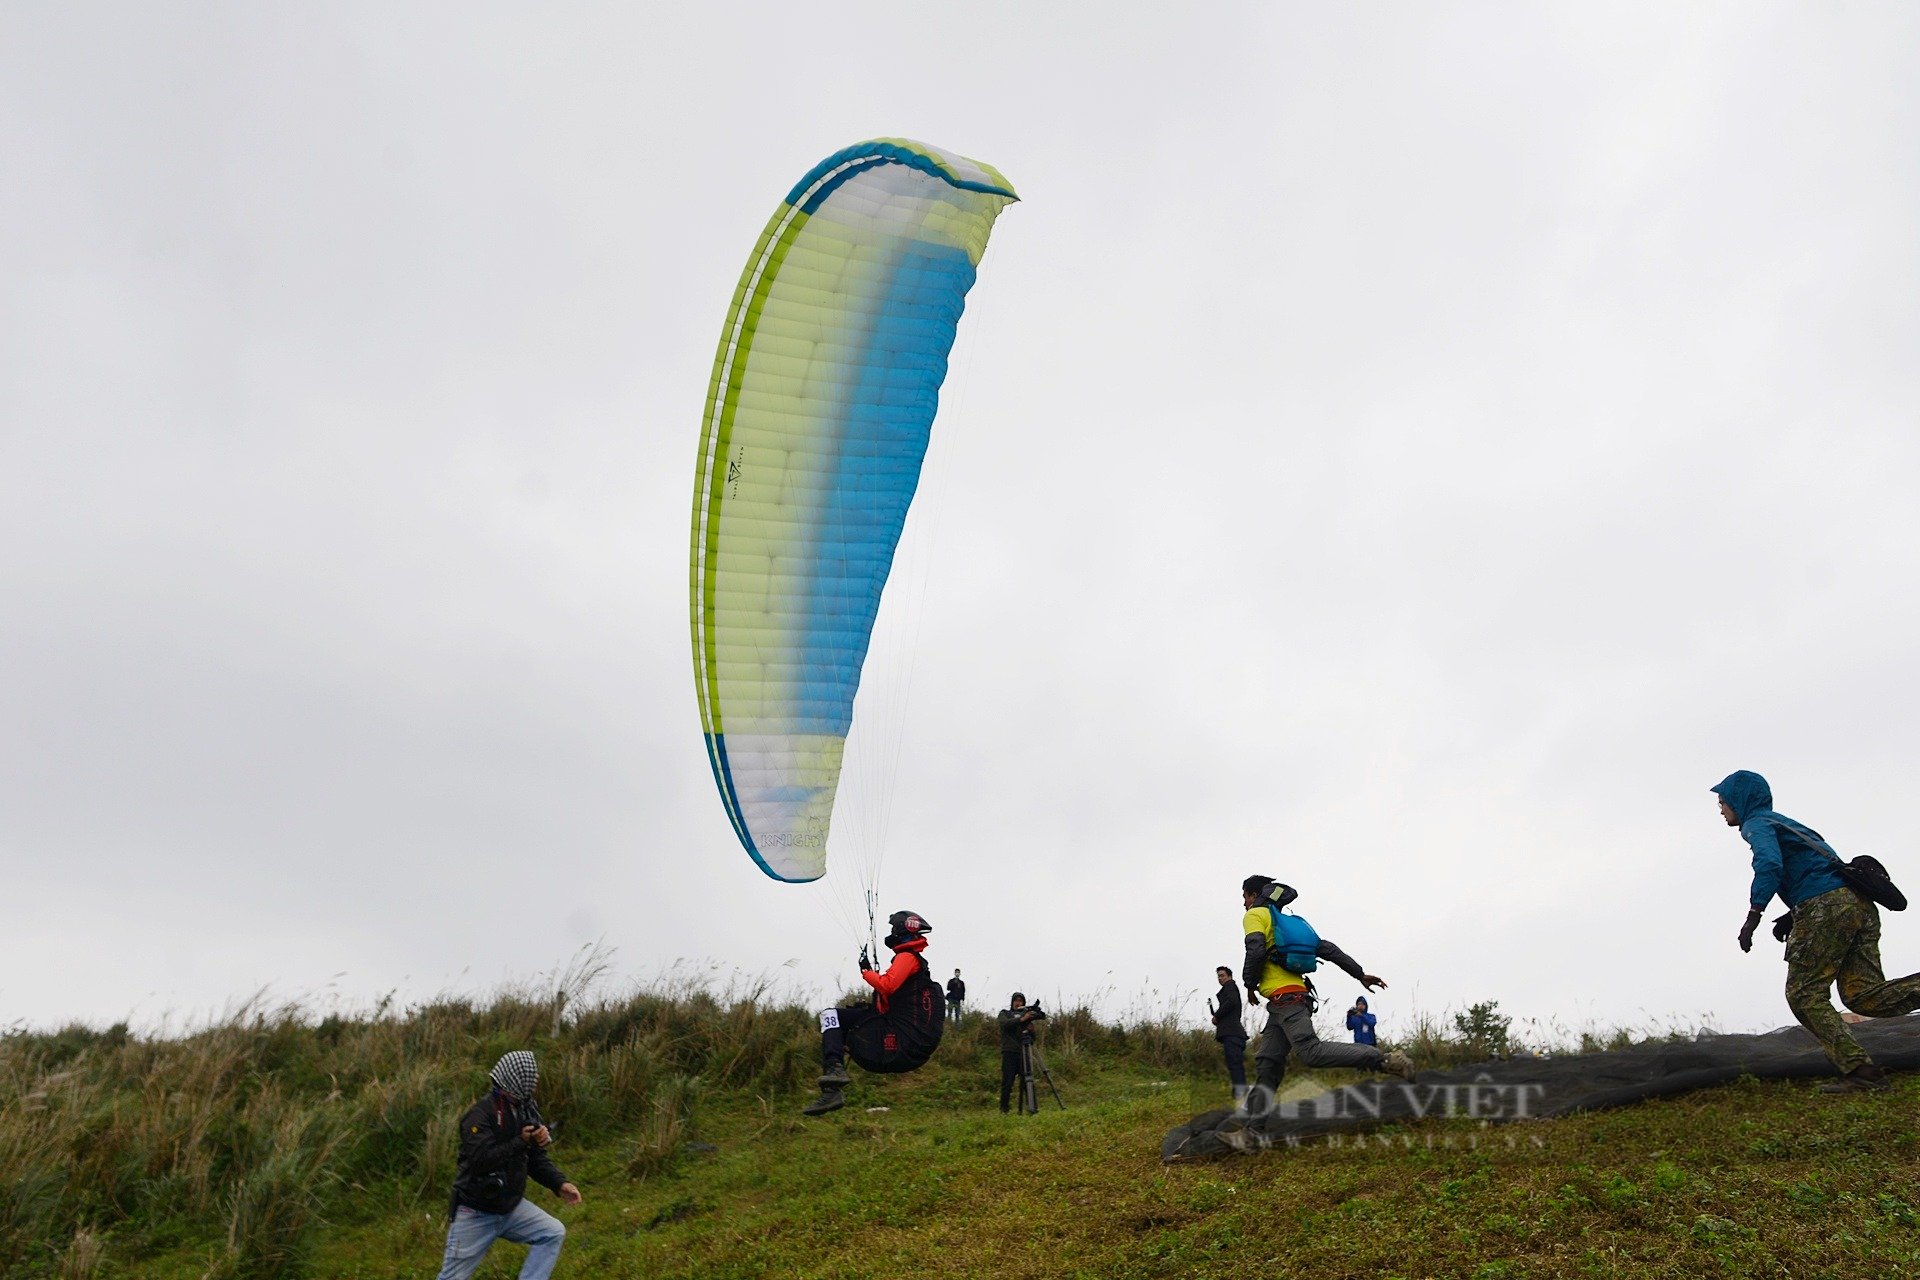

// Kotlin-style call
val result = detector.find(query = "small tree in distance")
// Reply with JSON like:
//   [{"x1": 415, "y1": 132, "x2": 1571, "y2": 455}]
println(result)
[{"x1": 1453, "y1": 1001, "x2": 1512, "y2": 1061}]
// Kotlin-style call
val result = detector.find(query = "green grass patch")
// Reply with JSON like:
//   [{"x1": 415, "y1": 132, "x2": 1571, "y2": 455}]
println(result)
[{"x1": 8, "y1": 986, "x2": 1920, "y2": 1278}]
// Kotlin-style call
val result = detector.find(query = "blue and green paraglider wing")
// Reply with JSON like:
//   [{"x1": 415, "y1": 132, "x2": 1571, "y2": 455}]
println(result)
[{"x1": 689, "y1": 139, "x2": 1017, "y2": 882}]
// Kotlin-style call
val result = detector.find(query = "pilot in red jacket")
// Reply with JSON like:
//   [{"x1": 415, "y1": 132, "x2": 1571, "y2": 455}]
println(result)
[{"x1": 802, "y1": 910, "x2": 945, "y2": 1116}]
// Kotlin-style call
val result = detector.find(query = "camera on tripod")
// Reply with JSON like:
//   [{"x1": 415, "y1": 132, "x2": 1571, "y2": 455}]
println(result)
[{"x1": 1016, "y1": 1005, "x2": 1048, "y2": 1041}]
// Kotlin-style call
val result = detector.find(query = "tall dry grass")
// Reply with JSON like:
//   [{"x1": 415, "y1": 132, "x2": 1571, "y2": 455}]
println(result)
[
  {"x1": 0, "y1": 975, "x2": 816, "y2": 1278},
  {"x1": 3, "y1": 969, "x2": 1641, "y2": 1277}
]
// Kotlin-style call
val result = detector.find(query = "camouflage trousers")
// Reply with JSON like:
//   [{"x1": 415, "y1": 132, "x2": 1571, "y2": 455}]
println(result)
[{"x1": 1785, "y1": 887, "x2": 1920, "y2": 1073}]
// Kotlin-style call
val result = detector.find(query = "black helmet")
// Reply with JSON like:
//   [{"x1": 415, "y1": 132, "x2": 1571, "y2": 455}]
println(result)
[{"x1": 886, "y1": 910, "x2": 931, "y2": 943}]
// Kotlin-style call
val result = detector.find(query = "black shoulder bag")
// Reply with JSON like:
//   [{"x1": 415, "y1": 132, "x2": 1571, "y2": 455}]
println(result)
[{"x1": 1779, "y1": 818, "x2": 1908, "y2": 912}]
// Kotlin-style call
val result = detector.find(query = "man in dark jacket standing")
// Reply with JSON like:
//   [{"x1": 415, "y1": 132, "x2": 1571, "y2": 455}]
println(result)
[
  {"x1": 946, "y1": 969, "x2": 967, "y2": 1021},
  {"x1": 436, "y1": 1051, "x2": 582, "y2": 1280},
  {"x1": 998, "y1": 993, "x2": 1043, "y2": 1113},
  {"x1": 1210, "y1": 966, "x2": 1248, "y2": 1101},
  {"x1": 1716, "y1": 770, "x2": 1920, "y2": 1093}
]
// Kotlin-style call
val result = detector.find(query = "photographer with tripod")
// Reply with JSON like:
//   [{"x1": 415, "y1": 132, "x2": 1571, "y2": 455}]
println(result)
[
  {"x1": 996, "y1": 993, "x2": 1063, "y2": 1113},
  {"x1": 997, "y1": 994, "x2": 1039, "y2": 1112}
]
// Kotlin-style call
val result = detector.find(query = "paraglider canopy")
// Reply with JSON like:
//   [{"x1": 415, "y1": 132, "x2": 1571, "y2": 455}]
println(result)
[{"x1": 688, "y1": 139, "x2": 1017, "y2": 890}]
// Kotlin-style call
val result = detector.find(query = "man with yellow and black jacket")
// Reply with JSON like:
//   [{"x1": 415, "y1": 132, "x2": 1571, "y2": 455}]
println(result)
[{"x1": 1240, "y1": 875, "x2": 1415, "y2": 1099}]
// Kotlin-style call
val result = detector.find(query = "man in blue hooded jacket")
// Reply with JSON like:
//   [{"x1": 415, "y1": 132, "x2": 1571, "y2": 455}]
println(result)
[{"x1": 1715, "y1": 769, "x2": 1920, "y2": 1093}]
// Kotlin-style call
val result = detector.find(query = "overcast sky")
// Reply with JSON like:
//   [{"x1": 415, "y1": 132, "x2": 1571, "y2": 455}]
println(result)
[{"x1": 3, "y1": 4, "x2": 1916, "y2": 1044}]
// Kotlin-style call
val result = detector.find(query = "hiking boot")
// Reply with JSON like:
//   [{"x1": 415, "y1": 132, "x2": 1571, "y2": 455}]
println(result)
[
  {"x1": 1819, "y1": 1064, "x2": 1891, "y2": 1094},
  {"x1": 818, "y1": 1062, "x2": 851, "y2": 1088},
  {"x1": 801, "y1": 1088, "x2": 846, "y2": 1116},
  {"x1": 1379, "y1": 1049, "x2": 1417, "y2": 1081}
]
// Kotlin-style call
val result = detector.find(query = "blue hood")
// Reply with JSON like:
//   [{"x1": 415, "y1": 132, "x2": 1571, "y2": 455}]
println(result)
[
  {"x1": 1712, "y1": 770, "x2": 1773, "y2": 824},
  {"x1": 1715, "y1": 770, "x2": 1850, "y2": 908}
]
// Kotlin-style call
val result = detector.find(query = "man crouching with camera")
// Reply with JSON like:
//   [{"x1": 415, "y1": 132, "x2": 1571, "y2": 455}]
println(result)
[
  {"x1": 437, "y1": 1050, "x2": 582, "y2": 1280},
  {"x1": 997, "y1": 993, "x2": 1047, "y2": 1113}
]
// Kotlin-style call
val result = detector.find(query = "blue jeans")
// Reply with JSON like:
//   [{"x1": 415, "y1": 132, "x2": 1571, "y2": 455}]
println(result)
[{"x1": 436, "y1": 1198, "x2": 566, "y2": 1280}]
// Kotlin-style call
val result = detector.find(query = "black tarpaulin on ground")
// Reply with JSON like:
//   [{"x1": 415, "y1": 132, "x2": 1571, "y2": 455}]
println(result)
[{"x1": 1161, "y1": 1017, "x2": 1920, "y2": 1163}]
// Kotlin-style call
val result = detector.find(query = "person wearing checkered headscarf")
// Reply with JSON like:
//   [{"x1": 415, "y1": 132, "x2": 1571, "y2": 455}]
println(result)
[
  {"x1": 490, "y1": 1050, "x2": 538, "y2": 1101},
  {"x1": 435, "y1": 1049, "x2": 581, "y2": 1280}
]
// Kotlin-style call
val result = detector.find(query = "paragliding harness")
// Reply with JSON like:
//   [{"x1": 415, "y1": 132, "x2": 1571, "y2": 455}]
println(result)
[{"x1": 845, "y1": 949, "x2": 946, "y2": 1074}]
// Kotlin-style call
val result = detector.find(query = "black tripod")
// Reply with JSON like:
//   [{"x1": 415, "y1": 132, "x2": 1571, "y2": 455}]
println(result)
[{"x1": 1019, "y1": 1033, "x2": 1066, "y2": 1113}]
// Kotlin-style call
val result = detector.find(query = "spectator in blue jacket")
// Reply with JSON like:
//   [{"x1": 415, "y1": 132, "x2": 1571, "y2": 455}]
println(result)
[
  {"x1": 1716, "y1": 769, "x2": 1920, "y2": 1093},
  {"x1": 1346, "y1": 996, "x2": 1377, "y2": 1045}
]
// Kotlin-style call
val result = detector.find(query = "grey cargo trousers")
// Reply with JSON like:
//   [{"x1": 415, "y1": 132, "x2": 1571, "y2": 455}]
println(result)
[{"x1": 1254, "y1": 997, "x2": 1384, "y2": 1090}]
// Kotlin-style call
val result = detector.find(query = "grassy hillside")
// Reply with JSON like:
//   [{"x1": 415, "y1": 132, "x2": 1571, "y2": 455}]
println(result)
[{"x1": 7, "y1": 984, "x2": 1920, "y2": 1279}]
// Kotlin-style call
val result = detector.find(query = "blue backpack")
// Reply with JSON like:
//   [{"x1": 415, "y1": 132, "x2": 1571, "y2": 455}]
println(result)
[{"x1": 1265, "y1": 906, "x2": 1320, "y2": 975}]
